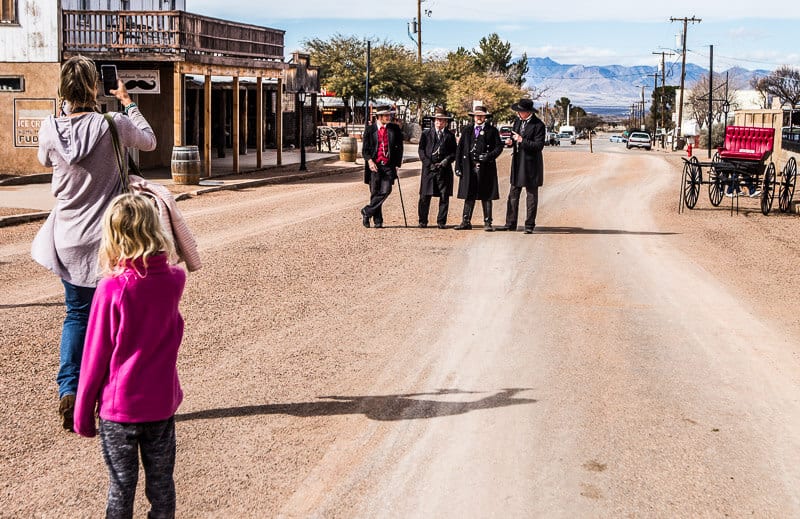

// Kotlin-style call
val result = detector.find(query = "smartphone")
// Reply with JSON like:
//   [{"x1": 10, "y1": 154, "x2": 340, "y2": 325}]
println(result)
[{"x1": 101, "y1": 65, "x2": 117, "y2": 96}]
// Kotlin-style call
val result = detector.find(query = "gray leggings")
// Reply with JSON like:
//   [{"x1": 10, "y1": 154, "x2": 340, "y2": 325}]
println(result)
[{"x1": 99, "y1": 417, "x2": 176, "y2": 519}]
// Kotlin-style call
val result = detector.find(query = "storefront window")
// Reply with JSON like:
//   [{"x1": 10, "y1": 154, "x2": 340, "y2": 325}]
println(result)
[
  {"x1": 0, "y1": 76, "x2": 23, "y2": 91},
  {"x1": 1, "y1": 0, "x2": 17, "y2": 24}
]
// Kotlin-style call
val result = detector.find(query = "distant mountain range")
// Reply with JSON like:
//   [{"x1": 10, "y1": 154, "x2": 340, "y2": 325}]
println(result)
[{"x1": 525, "y1": 57, "x2": 769, "y2": 117}]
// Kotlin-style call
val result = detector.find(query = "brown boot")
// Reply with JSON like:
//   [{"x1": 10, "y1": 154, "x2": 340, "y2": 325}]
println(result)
[{"x1": 59, "y1": 394, "x2": 75, "y2": 432}]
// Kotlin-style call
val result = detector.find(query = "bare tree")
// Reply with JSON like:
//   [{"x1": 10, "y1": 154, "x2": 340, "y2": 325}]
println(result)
[
  {"x1": 687, "y1": 73, "x2": 738, "y2": 127},
  {"x1": 750, "y1": 76, "x2": 771, "y2": 109},
  {"x1": 761, "y1": 65, "x2": 800, "y2": 109}
]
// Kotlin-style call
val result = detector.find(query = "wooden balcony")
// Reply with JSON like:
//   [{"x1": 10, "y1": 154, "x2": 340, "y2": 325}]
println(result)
[{"x1": 62, "y1": 10, "x2": 285, "y2": 67}]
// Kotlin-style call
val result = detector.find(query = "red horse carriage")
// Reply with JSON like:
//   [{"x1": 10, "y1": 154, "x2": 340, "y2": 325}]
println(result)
[{"x1": 680, "y1": 125, "x2": 797, "y2": 215}]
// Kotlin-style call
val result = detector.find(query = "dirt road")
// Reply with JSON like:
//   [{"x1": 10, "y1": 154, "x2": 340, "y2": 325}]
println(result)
[{"x1": 2, "y1": 142, "x2": 800, "y2": 517}]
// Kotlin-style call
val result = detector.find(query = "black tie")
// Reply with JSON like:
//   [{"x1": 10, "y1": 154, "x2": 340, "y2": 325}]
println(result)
[{"x1": 436, "y1": 131, "x2": 442, "y2": 143}]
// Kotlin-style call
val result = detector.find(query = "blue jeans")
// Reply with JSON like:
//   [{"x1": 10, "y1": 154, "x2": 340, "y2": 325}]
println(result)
[{"x1": 57, "y1": 280, "x2": 96, "y2": 398}]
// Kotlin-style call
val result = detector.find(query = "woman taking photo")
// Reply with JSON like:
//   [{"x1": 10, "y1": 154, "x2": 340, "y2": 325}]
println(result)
[{"x1": 32, "y1": 55, "x2": 156, "y2": 432}]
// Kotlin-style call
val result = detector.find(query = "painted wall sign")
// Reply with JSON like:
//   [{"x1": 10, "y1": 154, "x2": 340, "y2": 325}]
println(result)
[
  {"x1": 117, "y1": 70, "x2": 161, "y2": 94},
  {"x1": 14, "y1": 98, "x2": 55, "y2": 148}
]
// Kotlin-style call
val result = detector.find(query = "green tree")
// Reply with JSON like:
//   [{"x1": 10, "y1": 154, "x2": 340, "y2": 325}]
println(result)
[
  {"x1": 437, "y1": 47, "x2": 478, "y2": 83},
  {"x1": 303, "y1": 34, "x2": 367, "y2": 112},
  {"x1": 474, "y1": 33, "x2": 512, "y2": 75},
  {"x1": 650, "y1": 85, "x2": 677, "y2": 131},
  {"x1": 445, "y1": 72, "x2": 524, "y2": 121},
  {"x1": 507, "y1": 52, "x2": 529, "y2": 88},
  {"x1": 305, "y1": 35, "x2": 441, "y2": 121}
]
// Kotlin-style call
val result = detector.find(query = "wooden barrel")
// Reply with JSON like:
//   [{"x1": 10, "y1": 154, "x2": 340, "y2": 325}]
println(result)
[
  {"x1": 171, "y1": 146, "x2": 201, "y2": 185},
  {"x1": 339, "y1": 136, "x2": 358, "y2": 162}
]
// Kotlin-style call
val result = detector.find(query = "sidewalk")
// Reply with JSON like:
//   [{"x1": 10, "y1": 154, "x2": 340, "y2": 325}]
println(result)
[{"x1": 0, "y1": 144, "x2": 422, "y2": 228}]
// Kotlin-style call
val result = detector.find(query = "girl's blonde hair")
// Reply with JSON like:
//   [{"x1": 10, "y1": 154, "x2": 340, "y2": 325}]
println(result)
[
  {"x1": 58, "y1": 55, "x2": 99, "y2": 114},
  {"x1": 99, "y1": 193, "x2": 175, "y2": 276}
]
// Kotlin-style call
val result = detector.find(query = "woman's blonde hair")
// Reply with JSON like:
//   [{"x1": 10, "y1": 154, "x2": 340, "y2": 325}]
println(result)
[
  {"x1": 99, "y1": 193, "x2": 175, "y2": 276},
  {"x1": 58, "y1": 55, "x2": 99, "y2": 113}
]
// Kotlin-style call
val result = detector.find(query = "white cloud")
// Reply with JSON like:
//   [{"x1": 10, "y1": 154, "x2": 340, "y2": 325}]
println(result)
[{"x1": 190, "y1": 0, "x2": 800, "y2": 22}]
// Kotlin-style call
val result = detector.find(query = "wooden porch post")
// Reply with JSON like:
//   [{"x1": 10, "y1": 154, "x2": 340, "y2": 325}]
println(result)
[
  {"x1": 256, "y1": 77, "x2": 263, "y2": 169},
  {"x1": 173, "y1": 65, "x2": 183, "y2": 148},
  {"x1": 204, "y1": 74, "x2": 211, "y2": 178},
  {"x1": 232, "y1": 76, "x2": 240, "y2": 173},
  {"x1": 276, "y1": 77, "x2": 283, "y2": 166}
]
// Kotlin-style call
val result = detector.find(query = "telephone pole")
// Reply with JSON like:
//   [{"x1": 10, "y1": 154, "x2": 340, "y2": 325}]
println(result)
[
  {"x1": 416, "y1": 0, "x2": 422, "y2": 64},
  {"x1": 652, "y1": 51, "x2": 676, "y2": 140},
  {"x1": 670, "y1": 16, "x2": 701, "y2": 150}
]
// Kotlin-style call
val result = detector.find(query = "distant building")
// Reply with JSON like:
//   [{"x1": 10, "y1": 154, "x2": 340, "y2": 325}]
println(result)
[
  {"x1": 673, "y1": 88, "x2": 768, "y2": 138},
  {"x1": 1, "y1": 1, "x2": 318, "y2": 176}
]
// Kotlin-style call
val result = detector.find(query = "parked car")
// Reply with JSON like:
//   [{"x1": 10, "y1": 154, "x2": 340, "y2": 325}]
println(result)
[
  {"x1": 499, "y1": 126, "x2": 513, "y2": 147},
  {"x1": 626, "y1": 132, "x2": 652, "y2": 150},
  {"x1": 558, "y1": 133, "x2": 577, "y2": 145},
  {"x1": 546, "y1": 132, "x2": 560, "y2": 146},
  {"x1": 609, "y1": 134, "x2": 626, "y2": 143}
]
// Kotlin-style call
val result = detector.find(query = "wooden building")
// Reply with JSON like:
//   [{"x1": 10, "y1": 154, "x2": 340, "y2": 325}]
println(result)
[{"x1": 1, "y1": 1, "x2": 318, "y2": 177}]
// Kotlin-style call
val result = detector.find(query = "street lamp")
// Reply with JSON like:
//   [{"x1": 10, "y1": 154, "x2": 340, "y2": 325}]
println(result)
[{"x1": 297, "y1": 86, "x2": 307, "y2": 171}]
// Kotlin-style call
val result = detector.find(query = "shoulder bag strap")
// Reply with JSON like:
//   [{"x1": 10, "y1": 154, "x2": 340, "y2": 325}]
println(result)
[{"x1": 104, "y1": 113, "x2": 129, "y2": 192}]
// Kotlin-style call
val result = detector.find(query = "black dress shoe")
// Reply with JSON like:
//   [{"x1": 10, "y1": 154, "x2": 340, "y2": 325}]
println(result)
[
  {"x1": 524, "y1": 227, "x2": 534, "y2": 234},
  {"x1": 454, "y1": 222, "x2": 472, "y2": 230},
  {"x1": 361, "y1": 208, "x2": 370, "y2": 228},
  {"x1": 484, "y1": 225, "x2": 494, "y2": 232},
  {"x1": 495, "y1": 225, "x2": 513, "y2": 231},
  {"x1": 374, "y1": 223, "x2": 383, "y2": 229},
  {"x1": 418, "y1": 223, "x2": 427, "y2": 228},
  {"x1": 437, "y1": 224, "x2": 447, "y2": 229}
]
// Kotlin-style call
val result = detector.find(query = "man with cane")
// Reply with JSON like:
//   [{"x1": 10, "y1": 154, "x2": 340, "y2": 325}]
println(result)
[{"x1": 361, "y1": 107, "x2": 404, "y2": 229}]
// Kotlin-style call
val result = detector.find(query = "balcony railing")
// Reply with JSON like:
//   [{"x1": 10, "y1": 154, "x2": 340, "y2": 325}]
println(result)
[{"x1": 62, "y1": 10, "x2": 284, "y2": 63}]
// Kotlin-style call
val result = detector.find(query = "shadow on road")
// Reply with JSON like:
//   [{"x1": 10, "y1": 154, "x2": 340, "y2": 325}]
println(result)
[
  {"x1": 176, "y1": 388, "x2": 537, "y2": 422},
  {"x1": 534, "y1": 226, "x2": 678, "y2": 236}
]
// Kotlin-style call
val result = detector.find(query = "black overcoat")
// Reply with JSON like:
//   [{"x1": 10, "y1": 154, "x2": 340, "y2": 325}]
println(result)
[
  {"x1": 455, "y1": 123, "x2": 503, "y2": 200},
  {"x1": 362, "y1": 122, "x2": 404, "y2": 184},
  {"x1": 509, "y1": 115, "x2": 546, "y2": 188},
  {"x1": 417, "y1": 127, "x2": 457, "y2": 197}
]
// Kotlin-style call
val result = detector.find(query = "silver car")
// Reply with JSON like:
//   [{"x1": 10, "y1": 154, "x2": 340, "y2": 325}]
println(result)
[{"x1": 626, "y1": 132, "x2": 652, "y2": 150}]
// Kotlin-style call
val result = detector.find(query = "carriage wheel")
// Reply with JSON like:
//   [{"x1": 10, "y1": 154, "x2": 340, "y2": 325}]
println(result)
[
  {"x1": 708, "y1": 164, "x2": 724, "y2": 207},
  {"x1": 761, "y1": 162, "x2": 776, "y2": 215},
  {"x1": 683, "y1": 156, "x2": 702, "y2": 209},
  {"x1": 778, "y1": 157, "x2": 797, "y2": 213}
]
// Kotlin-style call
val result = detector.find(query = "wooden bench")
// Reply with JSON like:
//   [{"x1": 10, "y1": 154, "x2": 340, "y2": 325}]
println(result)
[{"x1": 718, "y1": 126, "x2": 775, "y2": 162}]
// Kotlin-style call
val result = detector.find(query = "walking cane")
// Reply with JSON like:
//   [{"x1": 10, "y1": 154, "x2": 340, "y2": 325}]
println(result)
[{"x1": 395, "y1": 172, "x2": 408, "y2": 227}]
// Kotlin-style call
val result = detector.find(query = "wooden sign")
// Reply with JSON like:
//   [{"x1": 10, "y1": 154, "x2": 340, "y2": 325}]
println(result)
[
  {"x1": 14, "y1": 98, "x2": 55, "y2": 148},
  {"x1": 117, "y1": 70, "x2": 161, "y2": 94}
]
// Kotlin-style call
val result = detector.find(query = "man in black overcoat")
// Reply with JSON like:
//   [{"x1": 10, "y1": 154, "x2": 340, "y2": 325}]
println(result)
[
  {"x1": 417, "y1": 111, "x2": 457, "y2": 228},
  {"x1": 497, "y1": 98, "x2": 546, "y2": 234},
  {"x1": 361, "y1": 107, "x2": 404, "y2": 228},
  {"x1": 454, "y1": 106, "x2": 504, "y2": 231}
]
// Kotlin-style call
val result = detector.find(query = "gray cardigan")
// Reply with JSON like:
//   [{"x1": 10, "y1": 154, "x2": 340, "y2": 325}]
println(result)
[{"x1": 31, "y1": 107, "x2": 156, "y2": 287}]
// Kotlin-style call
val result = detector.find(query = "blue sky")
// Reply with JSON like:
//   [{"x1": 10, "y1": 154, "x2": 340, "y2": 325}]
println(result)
[{"x1": 188, "y1": 1, "x2": 799, "y2": 71}]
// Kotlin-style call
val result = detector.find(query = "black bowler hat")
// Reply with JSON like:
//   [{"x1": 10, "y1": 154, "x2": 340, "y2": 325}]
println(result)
[{"x1": 511, "y1": 98, "x2": 537, "y2": 113}]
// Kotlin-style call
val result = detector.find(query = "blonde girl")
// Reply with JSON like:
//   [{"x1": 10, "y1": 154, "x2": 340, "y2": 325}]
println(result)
[{"x1": 75, "y1": 193, "x2": 185, "y2": 519}]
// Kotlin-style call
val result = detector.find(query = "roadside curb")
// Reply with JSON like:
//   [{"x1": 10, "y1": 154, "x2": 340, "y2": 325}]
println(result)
[{"x1": 0, "y1": 211, "x2": 50, "y2": 228}]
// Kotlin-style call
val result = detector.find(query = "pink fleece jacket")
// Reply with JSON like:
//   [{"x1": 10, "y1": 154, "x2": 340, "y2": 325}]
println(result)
[{"x1": 74, "y1": 254, "x2": 186, "y2": 437}]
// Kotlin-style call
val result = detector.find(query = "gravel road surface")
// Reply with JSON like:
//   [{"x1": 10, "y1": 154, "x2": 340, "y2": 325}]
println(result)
[{"x1": 2, "y1": 139, "x2": 799, "y2": 517}]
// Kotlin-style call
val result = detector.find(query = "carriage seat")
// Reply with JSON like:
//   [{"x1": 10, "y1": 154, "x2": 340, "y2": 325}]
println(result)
[{"x1": 718, "y1": 126, "x2": 775, "y2": 161}]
